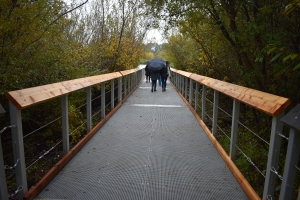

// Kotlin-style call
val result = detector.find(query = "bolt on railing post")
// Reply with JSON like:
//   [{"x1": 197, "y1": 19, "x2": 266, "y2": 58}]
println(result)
[
  {"x1": 263, "y1": 112, "x2": 284, "y2": 200},
  {"x1": 189, "y1": 78, "x2": 193, "y2": 105},
  {"x1": 202, "y1": 85, "x2": 207, "y2": 120},
  {"x1": 195, "y1": 82, "x2": 199, "y2": 112},
  {"x1": 9, "y1": 102, "x2": 28, "y2": 199},
  {"x1": 101, "y1": 82, "x2": 105, "y2": 119},
  {"x1": 86, "y1": 87, "x2": 92, "y2": 133},
  {"x1": 118, "y1": 77, "x2": 122, "y2": 103},
  {"x1": 61, "y1": 95, "x2": 69, "y2": 155},
  {"x1": 230, "y1": 99, "x2": 240, "y2": 162},
  {"x1": 185, "y1": 77, "x2": 188, "y2": 99},
  {"x1": 111, "y1": 80, "x2": 114, "y2": 110},
  {"x1": 0, "y1": 133, "x2": 9, "y2": 200},
  {"x1": 212, "y1": 90, "x2": 219, "y2": 136}
]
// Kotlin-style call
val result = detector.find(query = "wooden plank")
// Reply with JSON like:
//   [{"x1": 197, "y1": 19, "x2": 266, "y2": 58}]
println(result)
[
  {"x1": 176, "y1": 70, "x2": 193, "y2": 78},
  {"x1": 6, "y1": 72, "x2": 122, "y2": 110},
  {"x1": 190, "y1": 73, "x2": 291, "y2": 116},
  {"x1": 119, "y1": 68, "x2": 137, "y2": 76}
]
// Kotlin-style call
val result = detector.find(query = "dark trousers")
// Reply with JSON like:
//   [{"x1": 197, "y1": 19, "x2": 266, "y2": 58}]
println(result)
[
  {"x1": 151, "y1": 80, "x2": 157, "y2": 90},
  {"x1": 161, "y1": 77, "x2": 167, "y2": 89}
]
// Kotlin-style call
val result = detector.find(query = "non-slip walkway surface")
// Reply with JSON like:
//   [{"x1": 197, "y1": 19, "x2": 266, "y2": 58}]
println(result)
[{"x1": 36, "y1": 78, "x2": 249, "y2": 200}]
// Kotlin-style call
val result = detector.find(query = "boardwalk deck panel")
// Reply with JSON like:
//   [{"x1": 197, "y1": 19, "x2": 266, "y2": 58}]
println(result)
[{"x1": 35, "y1": 79, "x2": 249, "y2": 200}]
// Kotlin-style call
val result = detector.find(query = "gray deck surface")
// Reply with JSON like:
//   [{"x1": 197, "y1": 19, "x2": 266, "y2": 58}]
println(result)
[{"x1": 36, "y1": 78, "x2": 249, "y2": 200}]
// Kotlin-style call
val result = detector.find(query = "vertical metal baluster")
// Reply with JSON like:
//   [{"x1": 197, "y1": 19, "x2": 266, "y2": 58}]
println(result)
[
  {"x1": 279, "y1": 128, "x2": 300, "y2": 200},
  {"x1": 263, "y1": 112, "x2": 284, "y2": 199},
  {"x1": 124, "y1": 76, "x2": 127, "y2": 97},
  {"x1": 202, "y1": 85, "x2": 207, "y2": 120},
  {"x1": 86, "y1": 87, "x2": 92, "y2": 132},
  {"x1": 118, "y1": 77, "x2": 122, "y2": 103},
  {"x1": 195, "y1": 82, "x2": 199, "y2": 112},
  {"x1": 230, "y1": 99, "x2": 240, "y2": 161},
  {"x1": 9, "y1": 102, "x2": 28, "y2": 199},
  {"x1": 0, "y1": 133, "x2": 8, "y2": 200},
  {"x1": 111, "y1": 79, "x2": 114, "y2": 110},
  {"x1": 212, "y1": 90, "x2": 219, "y2": 136},
  {"x1": 185, "y1": 77, "x2": 188, "y2": 99},
  {"x1": 101, "y1": 82, "x2": 105, "y2": 119},
  {"x1": 61, "y1": 95, "x2": 69, "y2": 155},
  {"x1": 189, "y1": 79, "x2": 193, "y2": 105}
]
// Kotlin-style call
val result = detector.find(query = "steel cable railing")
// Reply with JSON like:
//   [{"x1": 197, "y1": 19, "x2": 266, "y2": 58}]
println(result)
[
  {"x1": 1, "y1": 67, "x2": 143, "y2": 199},
  {"x1": 169, "y1": 69, "x2": 294, "y2": 200}
]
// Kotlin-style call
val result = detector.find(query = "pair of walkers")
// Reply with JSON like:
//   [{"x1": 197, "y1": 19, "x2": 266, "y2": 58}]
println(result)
[{"x1": 149, "y1": 64, "x2": 168, "y2": 92}]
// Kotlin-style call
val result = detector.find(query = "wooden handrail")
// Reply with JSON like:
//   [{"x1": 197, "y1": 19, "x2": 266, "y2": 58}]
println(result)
[
  {"x1": 120, "y1": 68, "x2": 138, "y2": 76},
  {"x1": 6, "y1": 72, "x2": 123, "y2": 110},
  {"x1": 172, "y1": 69, "x2": 291, "y2": 116}
]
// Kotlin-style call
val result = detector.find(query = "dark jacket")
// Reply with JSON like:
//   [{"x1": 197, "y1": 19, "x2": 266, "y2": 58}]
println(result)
[
  {"x1": 145, "y1": 64, "x2": 151, "y2": 76},
  {"x1": 150, "y1": 70, "x2": 159, "y2": 80},
  {"x1": 160, "y1": 66, "x2": 168, "y2": 79}
]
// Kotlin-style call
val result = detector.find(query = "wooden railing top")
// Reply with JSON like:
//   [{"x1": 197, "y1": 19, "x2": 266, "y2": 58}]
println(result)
[
  {"x1": 6, "y1": 71, "x2": 126, "y2": 110},
  {"x1": 172, "y1": 69, "x2": 291, "y2": 116},
  {"x1": 120, "y1": 68, "x2": 138, "y2": 76}
]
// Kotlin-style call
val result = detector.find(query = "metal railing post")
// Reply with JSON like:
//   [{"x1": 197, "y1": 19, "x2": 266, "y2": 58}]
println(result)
[
  {"x1": 0, "y1": 133, "x2": 8, "y2": 200},
  {"x1": 9, "y1": 102, "x2": 28, "y2": 199},
  {"x1": 86, "y1": 87, "x2": 92, "y2": 133},
  {"x1": 111, "y1": 79, "x2": 114, "y2": 110},
  {"x1": 189, "y1": 79, "x2": 193, "y2": 105},
  {"x1": 181, "y1": 76, "x2": 184, "y2": 94},
  {"x1": 195, "y1": 82, "x2": 199, "y2": 112},
  {"x1": 212, "y1": 90, "x2": 219, "y2": 136},
  {"x1": 263, "y1": 112, "x2": 284, "y2": 199},
  {"x1": 202, "y1": 85, "x2": 207, "y2": 120},
  {"x1": 279, "y1": 128, "x2": 300, "y2": 200},
  {"x1": 128, "y1": 75, "x2": 131, "y2": 92},
  {"x1": 124, "y1": 76, "x2": 127, "y2": 97},
  {"x1": 230, "y1": 99, "x2": 240, "y2": 161},
  {"x1": 61, "y1": 95, "x2": 69, "y2": 155},
  {"x1": 185, "y1": 77, "x2": 188, "y2": 99},
  {"x1": 101, "y1": 82, "x2": 105, "y2": 119},
  {"x1": 279, "y1": 104, "x2": 300, "y2": 200},
  {"x1": 118, "y1": 77, "x2": 122, "y2": 102}
]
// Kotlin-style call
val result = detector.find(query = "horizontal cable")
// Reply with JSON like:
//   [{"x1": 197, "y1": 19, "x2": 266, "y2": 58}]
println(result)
[
  {"x1": 5, "y1": 159, "x2": 19, "y2": 170},
  {"x1": 92, "y1": 109, "x2": 102, "y2": 118},
  {"x1": 24, "y1": 117, "x2": 61, "y2": 139},
  {"x1": 217, "y1": 105, "x2": 232, "y2": 118},
  {"x1": 216, "y1": 124, "x2": 231, "y2": 140},
  {"x1": 9, "y1": 186, "x2": 23, "y2": 198},
  {"x1": 69, "y1": 102, "x2": 87, "y2": 115},
  {"x1": 270, "y1": 167, "x2": 283, "y2": 180},
  {"x1": 237, "y1": 120, "x2": 269, "y2": 146},
  {"x1": 278, "y1": 132, "x2": 289, "y2": 140},
  {"x1": 235, "y1": 144, "x2": 266, "y2": 178},
  {"x1": 0, "y1": 125, "x2": 16, "y2": 134},
  {"x1": 26, "y1": 140, "x2": 62, "y2": 170},
  {"x1": 69, "y1": 120, "x2": 87, "y2": 136},
  {"x1": 92, "y1": 95, "x2": 101, "y2": 102},
  {"x1": 206, "y1": 97, "x2": 213, "y2": 104},
  {"x1": 205, "y1": 112, "x2": 213, "y2": 122}
]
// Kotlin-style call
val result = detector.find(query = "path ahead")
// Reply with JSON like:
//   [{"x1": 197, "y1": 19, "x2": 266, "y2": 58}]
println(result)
[{"x1": 36, "y1": 78, "x2": 249, "y2": 200}]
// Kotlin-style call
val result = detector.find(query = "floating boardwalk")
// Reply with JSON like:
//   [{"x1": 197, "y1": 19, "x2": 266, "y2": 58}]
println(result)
[{"x1": 36, "y1": 79, "x2": 249, "y2": 200}]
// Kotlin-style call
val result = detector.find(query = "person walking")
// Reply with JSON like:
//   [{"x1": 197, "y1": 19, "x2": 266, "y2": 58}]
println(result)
[
  {"x1": 160, "y1": 64, "x2": 168, "y2": 92},
  {"x1": 145, "y1": 64, "x2": 151, "y2": 83},
  {"x1": 150, "y1": 70, "x2": 159, "y2": 92}
]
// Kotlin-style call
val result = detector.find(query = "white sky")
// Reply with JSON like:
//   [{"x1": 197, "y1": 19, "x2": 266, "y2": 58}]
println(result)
[{"x1": 145, "y1": 29, "x2": 167, "y2": 44}]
